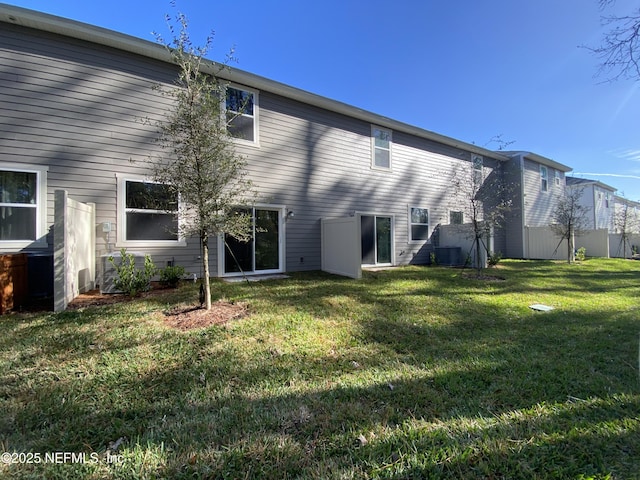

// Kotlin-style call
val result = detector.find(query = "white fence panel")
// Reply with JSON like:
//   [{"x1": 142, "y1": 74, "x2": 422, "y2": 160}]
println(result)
[
  {"x1": 525, "y1": 226, "x2": 568, "y2": 260},
  {"x1": 54, "y1": 190, "x2": 96, "y2": 311},
  {"x1": 321, "y1": 217, "x2": 361, "y2": 279},
  {"x1": 575, "y1": 229, "x2": 609, "y2": 258},
  {"x1": 609, "y1": 233, "x2": 640, "y2": 258},
  {"x1": 525, "y1": 226, "x2": 610, "y2": 260}
]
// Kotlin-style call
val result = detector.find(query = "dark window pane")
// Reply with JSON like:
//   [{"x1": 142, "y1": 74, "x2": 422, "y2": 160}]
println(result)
[
  {"x1": 376, "y1": 216, "x2": 392, "y2": 264},
  {"x1": 0, "y1": 206, "x2": 36, "y2": 240},
  {"x1": 226, "y1": 113, "x2": 254, "y2": 141},
  {"x1": 225, "y1": 233, "x2": 253, "y2": 273},
  {"x1": 374, "y1": 129, "x2": 390, "y2": 148},
  {"x1": 255, "y1": 210, "x2": 279, "y2": 270},
  {"x1": 411, "y1": 225, "x2": 429, "y2": 241},
  {"x1": 226, "y1": 88, "x2": 253, "y2": 115},
  {"x1": 374, "y1": 149, "x2": 390, "y2": 168},
  {"x1": 126, "y1": 212, "x2": 177, "y2": 241},
  {"x1": 0, "y1": 171, "x2": 36, "y2": 204},
  {"x1": 411, "y1": 208, "x2": 428, "y2": 224},
  {"x1": 126, "y1": 181, "x2": 176, "y2": 211},
  {"x1": 361, "y1": 215, "x2": 375, "y2": 265},
  {"x1": 450, "y1": 211, "x2": 463, "y2": 225}
]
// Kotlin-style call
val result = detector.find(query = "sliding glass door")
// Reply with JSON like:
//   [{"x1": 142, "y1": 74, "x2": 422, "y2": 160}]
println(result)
[
  {"x1": 224, "y1": 207, "x2": 283, "y2": 274},
  {"x1": 361, "y1": 215, "x2": 393, "y2": 265}
]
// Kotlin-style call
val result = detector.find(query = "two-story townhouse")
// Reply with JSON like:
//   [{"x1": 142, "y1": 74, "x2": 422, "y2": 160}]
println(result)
[
  {"x1": 566, "y1": 177, "x2": 616, "y2": 231},
  {"x1": 1, "y1": 3, "x2": 516, "y2": 298},
  {"x1": 612, "y1": 195, "x2": 640, "y2": 234},
  {"x1": 501, "y1": 151, "x2": 572, "y2": 258}
]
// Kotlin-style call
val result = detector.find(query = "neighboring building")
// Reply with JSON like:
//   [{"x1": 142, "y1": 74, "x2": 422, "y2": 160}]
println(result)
[
  {"x1": 612, "y1": 195, "x2": 640, "y2": 234},
  {"x1": 502, "y1": 151, "x2": 572, "y2": 258},
  {"x1": 566, "y1": 177, "x2": 617, "y2": 231},
  {"x1": 1, "y1": 3, "x2": 520, "y2": 296}
]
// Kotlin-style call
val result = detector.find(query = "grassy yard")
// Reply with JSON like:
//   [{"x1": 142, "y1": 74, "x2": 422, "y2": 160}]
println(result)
[{"x1": 1, "y1": 259, "x2": 639, "y2": 479}]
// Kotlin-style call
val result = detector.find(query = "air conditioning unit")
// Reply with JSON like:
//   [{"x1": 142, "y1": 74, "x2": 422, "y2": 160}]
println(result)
[
  {"x1": 100, "y1": 251, "x2": 147, "y2": 293},
  {"x1": 434, "y1": 247, "x2": 462, "y2": 266}
]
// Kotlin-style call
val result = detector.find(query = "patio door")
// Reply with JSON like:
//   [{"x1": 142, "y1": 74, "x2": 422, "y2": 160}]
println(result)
[
  {"x1": 361, "y1": 215, "x2": 392, "y2": 265},
  {"x1": 223, "y1": 207, "x2": 283, "y2": 275}
]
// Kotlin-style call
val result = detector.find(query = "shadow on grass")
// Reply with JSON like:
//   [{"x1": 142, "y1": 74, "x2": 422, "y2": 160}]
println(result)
[{"x1": 2, "y1": 261, "x2": 640, "y2": 478}]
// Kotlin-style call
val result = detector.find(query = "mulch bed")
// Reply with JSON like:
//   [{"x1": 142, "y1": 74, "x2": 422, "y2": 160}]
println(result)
[
  {"x1": 163, "y1": 301, "x2": 249, "y2": 331},
  {"x1": 67, "y1": 284, "x2": 249, "y2": 330}
]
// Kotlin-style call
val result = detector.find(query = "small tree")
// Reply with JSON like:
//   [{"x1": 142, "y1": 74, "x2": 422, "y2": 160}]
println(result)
[
  {"x1": 549, "y1": 187, "x2": 591, "y2": 263},
  {"x1": 150, "y1": 14, "x2": 256, "y2": 310},
  {"x1": 448, "y1": 156, "x2": 512, "y2": 277},
  {"x1": 613, "y1": 195, "x2": 640, "y2": 257}
]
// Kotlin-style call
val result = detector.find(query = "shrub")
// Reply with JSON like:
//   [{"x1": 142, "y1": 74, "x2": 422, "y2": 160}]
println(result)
[
  {"x1": 487, "y1": 251, "x2": 502, "y2": 267},
  {"x1": 159, "y1": 265, "x2": 186, "y2": 288},
  {"x1": 575, "y1": 247, "x2": 587, "y2": 262},
  {"x1": 108, "y1": 248, "x2": 156, "y2": 297}
]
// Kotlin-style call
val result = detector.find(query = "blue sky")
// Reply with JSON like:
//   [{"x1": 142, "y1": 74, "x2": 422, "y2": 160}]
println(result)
[{"x1": 6, "y1": 0, "x2": 640, "y2": 200}]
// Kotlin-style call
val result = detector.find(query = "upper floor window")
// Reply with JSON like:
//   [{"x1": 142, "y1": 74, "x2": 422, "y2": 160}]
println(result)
[
  {"x1": 450, "y1": 211, "x2": 464, "y2": 225},
  {"x1": 225, "y1": 86, "x2": 257, "y2": 144},
  {"x1": 540, "y1": 165, "x2": 548, "y2": 192},
  {"x1": 0, "y1": 165, "x2": 47, "y2": 248},
  {"x1": 605, "y1": 192, "x2": 610, "y2": 208},
  {"x1": 409, "y1": 206, "x2": 429, "y2": 242},
  {"x1": 371, "y1": 126, "x2": 392, "y2": 169},
  {"x1": 472, "y1": 154, "x2": 483, "y2": 185},
  {"x1": 554, "y1": 170, "x2": 561, "y2": 187},
  {"x1": 118, "y1": 178, "x2": 183, "y2": 246}
]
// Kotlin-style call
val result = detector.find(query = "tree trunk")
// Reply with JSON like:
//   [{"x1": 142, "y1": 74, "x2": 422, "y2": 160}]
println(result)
[
  {"x1": 201, "y1": 234, "x2": 212, "y2": 310},
  {"x1": 567, "y1": 227, "x2": 574, "y2": 264},
  {"x1": 475, "y1": 235, "x2": 482, "y2": 277}
]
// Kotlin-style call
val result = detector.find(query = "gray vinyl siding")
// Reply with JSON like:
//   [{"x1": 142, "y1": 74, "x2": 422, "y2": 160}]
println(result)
[
  {"x1": 522, "y1": 159, "x2": 565, "y2": 228},
  {"x1": 503, "y1": 157, "x2": 525, "y2": 257},
  {"x1": 0, "y1": 23, "x2": 200, "y2": 277},
  {"x1": 592, "y1": 186, "x2": 614, "y2": 231},
  {"x1": 1, "y1": 20, "x2": 506, "y2": 278}
]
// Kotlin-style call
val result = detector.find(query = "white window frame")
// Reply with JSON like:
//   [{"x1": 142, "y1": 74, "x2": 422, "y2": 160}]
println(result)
[
  {"x1": 0, "y1": 163, "x2": 48, "y2": 250},
  {"x1": 225, "y1": 84, "x2": 259, "y2": 147},
  {"x1": 371, "y1": 126, "x2": 392, "y2": 170},
  {"x1": 540, "y1": 165, "x2": 548, "y2": 192},
  {"x1": 408, "y1": 205, "x2": 429, "y2": 243},
  {"x1": 116, "y1": 175, "x2": 185, "y2": 248},
  {"x1": 358, "y1": 211, "x2": 395, "y2": 266},
  {"x1": 554, "y1": 170, "x2": 561, "y2": 187}
]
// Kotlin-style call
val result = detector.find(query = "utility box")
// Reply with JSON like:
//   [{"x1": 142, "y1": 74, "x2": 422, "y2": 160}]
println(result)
[
  {"x1": 0, "y1": 253, "x2": 28, "y2": 314},
  {"x1": 434, "y1": 246, "x2": 462, "y2": 266},
  {"x1": 100, "y1": 251, "x2": 148, "y2": 293}
]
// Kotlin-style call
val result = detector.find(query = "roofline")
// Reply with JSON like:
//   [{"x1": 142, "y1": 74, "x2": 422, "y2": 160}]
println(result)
[
  {"x1": 0, "y1": 2, "x2": 509, "y2": 162},
  {"x1": 501, "y1": 151, "x2": 572, "y2": 173},
  {"x1": 613, "y1": 194, "x2": 640, "y2": 207},
  {"x1": 566, "y1": 176, "x2": 617, "y2": 192}
]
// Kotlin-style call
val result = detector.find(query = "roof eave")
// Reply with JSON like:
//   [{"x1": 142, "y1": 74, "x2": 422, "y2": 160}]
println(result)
[
  {"x1": 502, "y1": 151, "x2": 572, "y2": 172},
  {"x1": 0, "y1": 2, "x2": 508, "y2": 162}
]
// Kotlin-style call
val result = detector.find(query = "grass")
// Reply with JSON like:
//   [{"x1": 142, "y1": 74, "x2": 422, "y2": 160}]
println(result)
[{"x1": 1, "y1": 258, "x2": 639, "y2": 479}]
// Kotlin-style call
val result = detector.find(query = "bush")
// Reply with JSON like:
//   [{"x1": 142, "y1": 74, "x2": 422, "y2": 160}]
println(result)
[
  {"x1": 159, "y1": 265, "x2": 186, "y2": 288},
  {"x1": 487, "y1": 251, "x2": 502, "y2": 267},
  {"x1": 108, "y1": 248, "x2": 156, "y2": 297},
  {"x1": 575, "y1": 247, "x2": 587, "y2": 262}
]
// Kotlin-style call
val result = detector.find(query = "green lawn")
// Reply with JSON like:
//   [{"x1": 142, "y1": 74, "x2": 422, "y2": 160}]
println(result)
[{"x1": 1, "y1": 259, "x2": 639, "y2": 479}]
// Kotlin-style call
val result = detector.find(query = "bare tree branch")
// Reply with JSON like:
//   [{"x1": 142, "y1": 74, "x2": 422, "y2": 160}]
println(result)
[{"x1": 587, "y1": 2, "x2": 640, "y2": 82}]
